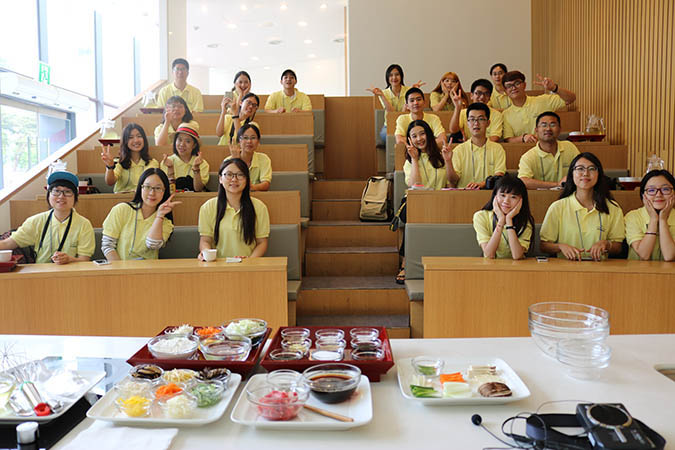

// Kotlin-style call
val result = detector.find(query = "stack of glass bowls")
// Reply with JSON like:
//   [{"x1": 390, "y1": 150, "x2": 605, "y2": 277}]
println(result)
[{"x1": 528, "y1": 302, "x2": 610, "y2": 359}]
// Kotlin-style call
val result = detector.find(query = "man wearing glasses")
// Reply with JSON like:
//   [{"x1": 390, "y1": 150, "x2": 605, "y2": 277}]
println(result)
[
  {"x1": 518, "y1": 112, "x2": 580, "y2": 189},
  {"x1": 156, "y1": 58, "x2": 204, "y2": 113},
  {"x1": 448, "y1": 79, "x2": 504, "y2": 143},
  {"x1": 447, "y1": 103, "x2": 506, "y2": 189},
  {"x1": 501, "y1": 71, "x2": 575, "y2": 143}
]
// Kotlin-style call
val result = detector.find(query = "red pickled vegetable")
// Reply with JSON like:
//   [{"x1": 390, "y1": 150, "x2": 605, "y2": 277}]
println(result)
[
  {"x1": 34, "y1": 402, "x2": 51, "y2": 416},
  {"x1": 257, "y1": 390, "x2": 302, "y2": 421}
]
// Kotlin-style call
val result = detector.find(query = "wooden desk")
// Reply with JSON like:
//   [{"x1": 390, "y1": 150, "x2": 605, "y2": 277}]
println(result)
[
  {"x1": 123, "y1": 112, "x2": 314, "y2": 136},
  {"x1": 10, "y1": 191, "x2": 301, "y2": 228},
  {"x1": 394, "y1": 142, "x2": 626, "y2": 171},
  {"x1": 202, "y1": 94, "x2": 325, "y2": 111},
  {"x1": 423, "y1": 257, "x2": 675, "y2": 338},
  {"x1": 406, "y1": 189, "x2": 642, "y2": 223},
  {"x1": 77, "y1": 144, "x2": 308, "y2": 173},
  {"x1": 0, "y1": 258, "x2": 288, "y2": 336}
]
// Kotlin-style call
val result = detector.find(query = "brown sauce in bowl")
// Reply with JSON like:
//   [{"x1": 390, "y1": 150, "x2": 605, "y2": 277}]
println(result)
[{"x1": 308, "y1": 373, "x2": 357, "y2": 404}]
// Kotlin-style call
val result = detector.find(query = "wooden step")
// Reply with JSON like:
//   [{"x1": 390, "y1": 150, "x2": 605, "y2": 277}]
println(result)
[
  {"x1": 305, "y1": 247, "x2": 398, "y2": 276},
  {"x1": 296, "y1": 314, "x2": 410, "y2": 338},
  {"x1": 306, "y1": 221, "x2": 397, "y2": 247},
  {"x1": 312, "y1": 199, "x2": 361, "y2": 221},
  {"x1": 312, "y1": 180, "x2": 365, "y2": 199}
]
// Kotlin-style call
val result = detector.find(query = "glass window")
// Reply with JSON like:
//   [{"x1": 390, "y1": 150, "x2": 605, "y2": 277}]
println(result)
[
  {"x1": 38, "y1": 114, "x2": 71, "y2": 159},
  {"x1": 47, "y1": 0, "x2": 96, "y2": 96},
  {"x1": 99, "y1": 5, "x2": 134, "y2": 106},
  {"x1": 0, "y1": 1, "x2": 39, "y2": 77},
  {"x1": 0, "y1": 105, "x2": 38, "y2": 191}
]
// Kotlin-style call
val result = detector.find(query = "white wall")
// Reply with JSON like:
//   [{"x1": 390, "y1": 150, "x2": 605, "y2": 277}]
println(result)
[{"x1": 347, "y1": 0, "x2": 531, "y2": 96}]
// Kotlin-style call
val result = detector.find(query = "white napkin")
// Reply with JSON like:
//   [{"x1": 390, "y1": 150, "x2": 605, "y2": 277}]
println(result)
[{"x1": 61, "y1": 421, "x2": 178, "y2": 450}]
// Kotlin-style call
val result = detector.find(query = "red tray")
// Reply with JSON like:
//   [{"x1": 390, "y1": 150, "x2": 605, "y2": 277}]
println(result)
[
  {"x1": 98, "y1": 139, "x2": 120, "y2": 146},
  {"x1": 127, "y1": 326, "x2": 271, "y2": 377},
  {"x1": 568, "y1": 133, "x2": 605, "y2": 142},
  {"x1": 260, "y1": 326, "x2": 394, "y2": 382},
  {"x1": 0, "y1": 255, "x2": 23, "y2": 273}
]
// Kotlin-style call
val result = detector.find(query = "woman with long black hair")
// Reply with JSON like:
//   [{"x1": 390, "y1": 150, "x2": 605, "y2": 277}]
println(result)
[
  {"x1": 102, "y1": 168, "x2": 179, "y2": 260},
  {"x1": 216, "y1": 92, "x2": 261, "y2": 146},
  {"x1": 101, "y1": 123, "x2": 158, "y2": 193},
  {"x1": 473, "y1": 174, "x2": 534, "y2": 259},
  {"x1": 197, "y1": 158, "x2": 270, "y2": 259},
  {"x1": 154, "y1": 95, "x2": 198, "y2": 145}
]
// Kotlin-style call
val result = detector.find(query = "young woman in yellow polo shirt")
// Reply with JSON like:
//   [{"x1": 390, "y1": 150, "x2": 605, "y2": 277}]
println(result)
[
  {"x1": 0, "y1": 171, "x2": 94, "y2": 264},
  {"x1": 625, "y1": 169, "x2": 675, "y2": 261},
  {"x1": 101, "y1": 124, "x2": 159, "y2": 193},
  {"x1": 102, "y1": 168, "x2": 179, "y2": 260},
  {"x1": 227, "y1": 124, "x2": 272, "y2": 191},
  {"x1": 473, "y1": 174, "x2": 534, "y2": 259},
  {"x1": 430, "y1": 72, "x2": 470, "y2": 112},
  {"x1": 160, "y1": 123, "x2": 209, "y2": 191},
  {"x1": 154, "y1": 96, "x2": 196, "y2": 145},
  {"x1": 216, "y1": 92, "x2": 260, "y2": 146},
  {"x1": 540, "y1": 152, "x2": 625, "y2": 261},
  {"x1": 198, "y1": 158, "x2": 270, "y2": 259},
  {"x1": 227, "y1": 70, "x2": 252, "y2": 113}
]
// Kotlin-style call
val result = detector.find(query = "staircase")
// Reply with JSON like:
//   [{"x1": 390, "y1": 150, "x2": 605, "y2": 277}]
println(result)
[{"x1": 298, "y1": 180, "x2": 409, "y2": 338}]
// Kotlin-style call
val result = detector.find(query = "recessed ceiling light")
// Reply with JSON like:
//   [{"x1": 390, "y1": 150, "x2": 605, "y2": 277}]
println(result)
[
  {"x1": 260, "y1": 21, "x2": 274, "y2": 28},
  {"x1": 304, "y1": 39, "x2": 312, "y2": 44},
  {"x1": 315, "y1": 65, "x2": 322, "y2": 70},
  {"x1": 168, "y1": 31, "x2": 173, "y2": 35},
  {"x1": 240, "y1": 41, "x2": 249, "y2": 47},
  {"x1": 297, "y1": 21, "x2": 308, "y2": 27},
  {"x1": 251, "y1": 56, "x2": 260, "y2": 61},
  {"x1": 226, "y1": 23, "x2": 237, "y2": 29},
  {"x1": 201, "y1": 4, "x2": 207, "y2": 13},
  {"x1": 206, "y1": 43, "x2": 219, "y2": 48},
  {"x1": 240, "y1": 4, "x2": 247, "y2": 11},
  {"x1": 264, "y1": 66, "x2": 271, "y2": 70},
  {"x1": 280, "y1": 3, "x2": 287, "y2": 10},
  {"x1": 308, "y1": 53, "x2": 316, "y2": 58},
  {"x1": 320, "y1": 3, "x2": 327, "y2": 9},
  {"x1": 268, "y1": 38, "x2": 283, "y2": 45}
]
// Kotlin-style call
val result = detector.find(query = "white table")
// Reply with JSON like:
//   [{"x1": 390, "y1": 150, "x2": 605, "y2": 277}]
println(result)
[{"x1": 1, "y1": 334, "x2": 673, "y2": 449}]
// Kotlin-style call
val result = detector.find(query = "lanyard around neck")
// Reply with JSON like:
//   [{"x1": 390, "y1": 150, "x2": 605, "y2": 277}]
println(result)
[
  {"x1": 39, "y1": 209, "x2": 73, "y2": 255},
  {"x1": 574, "y1": 208, "x2": 603, "y2": 250}
]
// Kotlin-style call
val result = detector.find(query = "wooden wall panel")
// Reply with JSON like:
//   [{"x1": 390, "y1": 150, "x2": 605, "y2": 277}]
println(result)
[{"x1": 532, "y1": 0, "x2": 675, "y2": 177}]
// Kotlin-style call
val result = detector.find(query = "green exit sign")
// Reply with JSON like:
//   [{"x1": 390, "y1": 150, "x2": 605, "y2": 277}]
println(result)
[{"x1": 38, "y1": 61, "x2": 51, "y2": 84}]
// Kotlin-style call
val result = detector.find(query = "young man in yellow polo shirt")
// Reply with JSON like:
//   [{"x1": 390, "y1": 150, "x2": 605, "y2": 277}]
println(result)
[
  {"x1": 447, "y1": 103, "x2": 506, "y2": 189},
  {"x1": 394, "y1": 87, "x2": 446, "y2": 149},
  {"x1": 264, "y1": 69, "x2": 312, "y2": 113},
  {"x1": 518, "y1": 111, "x2": 580, "y2": 189},
  {"x1": 448, "y1": 79, "x2": 504, "y2": 143},
  {"x1": 502, "y1": 70, "x2": 576, "y2": 143},
  {"x1": 156, "y1": 58, "x2": 204, "y2": 113}
]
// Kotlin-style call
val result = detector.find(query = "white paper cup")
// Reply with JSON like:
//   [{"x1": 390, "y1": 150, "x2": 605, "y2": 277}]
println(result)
[
  {"x1": 202, "y1": 249, "x2": 217, "y2": 262},
  {"x1": 0, "y1": 250, "x2": 12, "y2": 263}
]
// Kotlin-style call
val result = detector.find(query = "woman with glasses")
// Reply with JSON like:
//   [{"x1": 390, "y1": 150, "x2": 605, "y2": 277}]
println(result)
[
  {"x1": 430, "y1": 72, "x2": 470, "y2": 112},
  {"x1": 540, "y1": 152, "x2": 624, "y2": 261},
  {"x1": 217, "y1": 92, "x2": 261, "y2": 146},
  {"x1": 197, "y1": 158, "x2": 270, "y2": 259},
  {"x1": 154, "y1": 96, "x2": 199, "y2": 146},
  {"x1": 160, "y1": 123, "x2": 208, "y2": 192},
  {"x1": 488, "y1": 63, "x2": 511, "y2": 110},
  {"x1": 0, "y1": 171, "x2": 94, "y2": 264},
  {"x1": 102, "y1": 168, "x2": 178, "y2": 260},
  {"x1": 625, "y1": 169, "x2": 675, "y2": 260},
  {"x1": 101, "y1": 123, "x2": 159, "y2": 193},
  {"x1": 225, "y1": 124, "x2": 271, "y2": 191}
]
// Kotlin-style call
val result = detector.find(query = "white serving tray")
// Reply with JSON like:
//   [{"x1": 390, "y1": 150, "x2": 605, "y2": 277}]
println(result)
[
  {"x1": 230, "y1": 373, "x2": 372, "y2": 430},
  {"x1": 87, "y1": 373, "x2": 241, "y2": 426},
  {"x1": 397, "y1": 357, "x2": 530, "y2": 405}
]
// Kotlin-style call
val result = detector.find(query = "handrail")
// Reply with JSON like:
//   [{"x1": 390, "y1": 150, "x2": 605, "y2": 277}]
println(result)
[{"x1": 0, "y1": 79, "x2": 167, "y2": 206}]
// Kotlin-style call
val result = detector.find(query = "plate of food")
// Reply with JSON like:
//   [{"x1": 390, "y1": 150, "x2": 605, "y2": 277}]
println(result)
[
  {"x1": 231, "y1": 368, "x2": 372, "y2": 430},
  {"x1": 397, "y1": 357, "x2": 530, "y2": 405},
  {"x1": 87, "y1": 368, "x2": 241, "y2": 426}
]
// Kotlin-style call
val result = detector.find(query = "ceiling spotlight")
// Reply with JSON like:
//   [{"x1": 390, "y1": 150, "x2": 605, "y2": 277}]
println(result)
[
  {"x1": 264, "y1": 66, "x2": 271, "y2": 70},
  {"x1": 320, "y1": 3, "x2": 327, "y2": 9},
  {"x1": 297, "y1": 21, "x2": 308, "y2": 27},
  {"x1": 260, "y1": 21, "x2": 274, "y2": 28},
  {"x1": 240, "y1": 41, "x2": 249, "y2": 46},
  {"x1": 308, "y1": 53, "x2": 316, "y2": 58},
  {"x1": 201, "y1": 4, "x2": 207, "y2": 13},
  {"x1": 251, "y1": 56, "x2": 260, "y2": 61},
  {"x1": 240, "y1": 4, "x2": 247, "y2": 11},
  {"x1": 226, "y1": 23, "x2": 237, "y2": 29},
  {"x1": 304, "y1": 39, "x2": 312, "y2": 44},
  {"x1": 268, "y1": 38, "x2": 283, "y2": 45},
  {"x1": 206, "y1": 43, "x2": 219, "y2": 48},
  {"x1": 280, "y1": 3, "x2": 287, "y2": 10}
]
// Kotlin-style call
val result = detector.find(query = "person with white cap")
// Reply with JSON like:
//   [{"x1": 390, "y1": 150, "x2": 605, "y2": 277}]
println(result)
[
  {"x1": 0, "y1": 171, "x2": 95, "y2": 264},
  {"x1": 160, "y1": 122, "x2": 209, "y2": 192}
]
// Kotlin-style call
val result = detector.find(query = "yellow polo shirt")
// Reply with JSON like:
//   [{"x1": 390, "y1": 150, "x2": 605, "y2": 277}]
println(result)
[
  {"x1": 198, "y1": 197, "x2": 270, "y2": 257},
  {"x1": 216, "y1": 117, "x2": 261, "y2": 146},
  {"x1": 160, "y1": 154, "x2": 210, "y2": 186},
  {"x1": 225, "y1": 152, "x2": 272, "y2": 185},
  {"x1": 156, "y1": 83, "x2": 204, "y2": 112},
  {"x1": 113, "y1": 158, "x2": 159, "y2": 193},
  {"x1": 403, "y1": 153, "x2": 448, "y2": 190},
  {"x1": 264, "y1": 89, "x2": 312, "y2": 111},
  {"x1": 458, "y1": 108, "x2": 504, "y2": 140},
  {"x1": 429, "y1": 92, "x2": 455, "y2": 112},
  {"x1": 473, "y1": 209, "x2": 532, "y2": 259},
  {"x1": 11, "y1": 209, "x2": 95, "y2": 263},
  {"x1": 395, "y1": 113, "x2": 445, "y2": 138},
  {"x1": 102, "y1": 203, "x2": 174, "y2": 260},
  {"x1": 153, "y1": 120, "x2": 199, "y2": 145},
  {"x1": 380, "y1": 86, "x2": 409, "y2": 111},
  {"x1": 451, "y1": 140, "x2": 506, "y2": 188},
  {"x1": 502, "y1": 94, "x2": 566, "y2": 138},
  {"x1": 517, "y1": 141, "x2": 580, "y2": 182},
  {"x1": 625, "y1": 207, "x2": 675, "y2": 260},
  {"x1": 489, "y1": 90, "x2": 512, "y2": 110},
  {"x1": 540, "y1": 195, "x2": 625, "y2": 259}
]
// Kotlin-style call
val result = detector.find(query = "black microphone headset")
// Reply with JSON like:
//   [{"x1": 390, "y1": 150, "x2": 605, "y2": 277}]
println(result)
[{"x1": 471, "y1": 414, "x2": 538, "y2": 449}]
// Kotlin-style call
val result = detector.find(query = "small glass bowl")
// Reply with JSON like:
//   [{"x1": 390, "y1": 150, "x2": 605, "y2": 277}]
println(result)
[
  {"x1": 315, "y1": 329, "x2": 345, "y2": 341},
  {"x1": 350, "y1": 338, "x2": 382, "y2": 351},
  {"x1": 198, "y1": 367, "x2": 232, "y2": 383},
  {"x1": 351, "y1": 348, "x2": 385, "y2": 361},
  {"x1": 188, "y1": 380, "x2": 226, "y2": 407},
  {"x1": 147, "y1": 334, "x2": 199, "y2": 360},
  {"x1": 412, "y1": 356, "x2": 444, "y2": 378},
  {"x1": 349, "y1": 327, "x2": 379, "y2": 341},
  {"x1": 246, "y1": 382, "x2": 310, "y2": 421},
  {"x1": 114, "y1": 376, "x2": 154, "y2": 398},
  {"x1": 316, "y1": 338, "x2": 346, "y2": 352},
  {"x1": 153, "y1": 382, "x2": 184, "y2": 401},
  {"x1": 159, "y1": 392, "x2": 198, "y2": 419},
  {"x1": 310, "y1": 349, "x2": 343, "y2": 361},
  {"x1": 269, "y1": 349, "x2": 304, "y2": 361},
  {"x1": 115, "y1": 394, "x2": 152, "y2": 418},
  {"x1": 162, "y1": 368, "x2": 199, "y2": 385},
  {"x1": 222, "y1": 318, "x2": 268, "y2": 346},
  {"x1": 193, "y1": 326, "x2": 225, "y2": 341},
  {"x1": 281, "y1": 338, "x2": 312, "y2": 356},
  {"x1": 302, "y1": 363, "x2": 361, "y2": 404},
  {"x1": 164, "y1": 324, "x2": 194, "y2": 335},
  {"x1": 201, "y1": 334, "x2": 252, "y2": 361},
  {"x1": 129, "y1": 364, "x2": 164, "y2": 383},
  {"x1": 557, "y1": 339, "x2": 611, "y2": 380},
  {"x1": 281, "y1": 328, "x2": 311, "y2": 340},
  {"x1": 266, "y1": 369, "x2": 305, "y2": 390}
]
